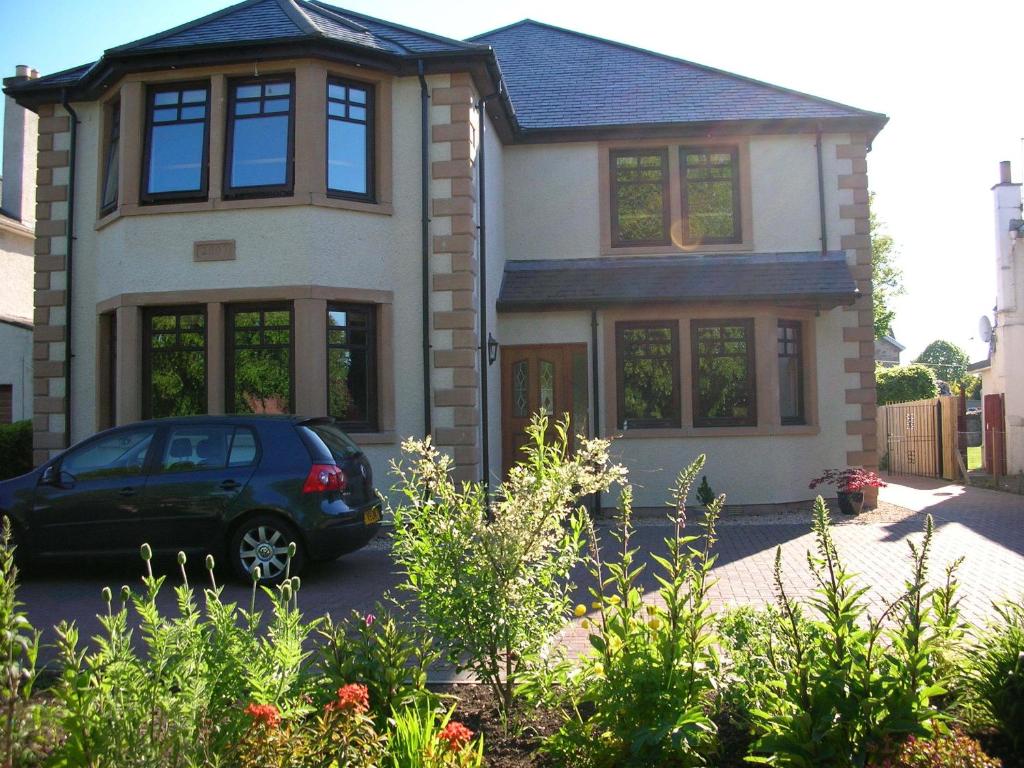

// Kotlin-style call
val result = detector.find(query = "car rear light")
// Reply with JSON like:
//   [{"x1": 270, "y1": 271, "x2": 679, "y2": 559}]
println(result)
[{"x1": 302, "y1": 463, "x2": 347, "y2": 493}]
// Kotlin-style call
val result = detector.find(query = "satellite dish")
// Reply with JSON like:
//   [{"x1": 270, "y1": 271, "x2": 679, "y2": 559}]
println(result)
[{"x1": 979, "y1": 316, "x2": 993, "y2": 343}]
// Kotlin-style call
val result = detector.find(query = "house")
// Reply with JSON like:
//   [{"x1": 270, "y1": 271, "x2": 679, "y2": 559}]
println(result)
[
  {"x1": 0, "y1": 66, "x2": 37, "y2": 424},
  {"x1": 971, "y1": 161, "x2": 1024, "y2": 476},
  {"x1": 874, "y1": 334, "x2": 904, "y2": 368},
  {"x1": 4, "y1": 0, "x2": 887, "y2": 509}
]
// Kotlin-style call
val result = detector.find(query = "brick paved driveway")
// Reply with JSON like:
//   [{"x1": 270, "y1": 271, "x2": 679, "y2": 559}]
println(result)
[{"x1": 15, "y1": 474, "x2": 1024, "y2": 666}]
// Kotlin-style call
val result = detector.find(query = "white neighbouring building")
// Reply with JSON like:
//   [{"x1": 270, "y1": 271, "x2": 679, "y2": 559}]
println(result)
[{"x1": 0, "y1": 65, "x2": 38, "y2": 424}]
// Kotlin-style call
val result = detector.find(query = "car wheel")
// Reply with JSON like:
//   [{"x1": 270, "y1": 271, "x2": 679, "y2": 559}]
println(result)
[{"x1": 228, "y1": 515, "x2": 305, "y2": 584}]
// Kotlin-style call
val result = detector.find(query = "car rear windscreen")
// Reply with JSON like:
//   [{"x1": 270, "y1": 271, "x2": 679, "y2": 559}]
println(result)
[{"x1": 299, "y1": 423, "x2": 361, "y2": 461}]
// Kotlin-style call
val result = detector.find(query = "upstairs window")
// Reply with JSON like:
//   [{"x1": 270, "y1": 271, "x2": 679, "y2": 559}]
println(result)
[
  {"x1": 778, "y1": 320, "x2": 805, "y2": 425},
  {"x1": 681, "y1": 147, "x2": 740, "y2": 244},
  {"x1": 327, "y1": 78, "x2": 373, "y2": 199},
  {"x1": 100, "y1": 100, "x2": 120, "y2": 213},
  {"x1": 326, "y1": 304, "x2": 377, "y2": 431},
  {"x1": 142, "y1": 84, "x2": 209, "y2": 200},
  {"x1": 615, "y1": 321, "x2": 680, "y2": 429},
  {"x1": 692, "y1": 319, "x2": 756, "y2": 427},
  {"x1": 610, "y1": 149, "x2": 670, "y2": 246},
  {"x1": 226, "y1": 78, "x2": 294, "y2": 195}
]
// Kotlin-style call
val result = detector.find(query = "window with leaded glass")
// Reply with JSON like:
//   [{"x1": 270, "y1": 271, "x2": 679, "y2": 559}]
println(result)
[
  {"x1": 142, "y1": 84, "x2": 209, "y2": 200},
  {"x1": 100, "y1": 100, "x2": 120, "y2": 213},
  {"x1": 610, "y1": 149, "x2": 670, "y2": 246},
  {"x1": 326, "y1": 304, "x2": 377, "y2": 431},
  {"x1": 778, "y1": 320, "x2": 805, "y2": 425},
  {"x1": 681, "y1": 147, "x2": 740, "y2": 244},
  {"x1": 692, "y1": 319, "x2": 756, "y2": 427},
  {"x1": 226, "y1": 78, "x2": 294, "y2": 195},
  {"x1": 327, "y1": 78, "x2": 373, "y2": 199},
  {"x1": 143, "y1": 307, "x2": 207, "y2": 418},
  {"x1": 616, "y1": 321, "x2": 680, "y2": 429},
  {"x1": 228, "y1": 305, "x2": 293, "y2": 414}
]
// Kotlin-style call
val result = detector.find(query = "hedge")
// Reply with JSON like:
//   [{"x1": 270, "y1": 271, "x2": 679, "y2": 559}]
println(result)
[{"x1": 0, "y1": 420, "x2": 33, "y2": 480}]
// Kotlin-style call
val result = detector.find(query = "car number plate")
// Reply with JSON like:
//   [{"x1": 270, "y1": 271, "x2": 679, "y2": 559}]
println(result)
[{"x1": 363, "y1": 506, "x2": 382, "y2": 525}]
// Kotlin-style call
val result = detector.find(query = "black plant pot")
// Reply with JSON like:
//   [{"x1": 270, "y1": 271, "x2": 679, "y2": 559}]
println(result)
[{"x1": 837, "y1": 490, "x2": 864, "y2": 515}]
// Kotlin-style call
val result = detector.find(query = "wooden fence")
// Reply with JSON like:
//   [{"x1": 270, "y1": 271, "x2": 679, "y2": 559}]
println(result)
[{"x1": 877, "y1": 396, "x2": 960, "y2": 481}]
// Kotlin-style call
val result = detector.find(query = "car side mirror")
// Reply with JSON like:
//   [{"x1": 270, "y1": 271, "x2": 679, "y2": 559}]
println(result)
[{"x1": 40, "y1": 465, "x2": 59, "y2": 486}]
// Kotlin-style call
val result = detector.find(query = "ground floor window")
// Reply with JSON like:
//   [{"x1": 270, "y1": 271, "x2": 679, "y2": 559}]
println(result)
[
  {"x1": 227, "y1": 304, "x2": 293, "y2": 414},
  {"x1": 327, "y1": 304, "x2": 377, "y2": 431},
  {"x1": 778, "y1": 320, "x2": 805, "y2": 425},
  {"x1": 691, "y1": 319, "x2": 756, "y2": 427},
  {"x1": 0, "y1": 384, "x2": 11, "y2": 424},
  {"x1": 143, "y1": 306, "x2": 207, "y2": 418},
  {"x1": 615, "y1": 320, "x2": 681, "y2": 429}
]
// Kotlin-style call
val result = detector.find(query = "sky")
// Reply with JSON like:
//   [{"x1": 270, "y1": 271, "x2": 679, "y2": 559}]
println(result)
[{"x1": 2, "y1": 0, "x2": 1021, "y2": 366}]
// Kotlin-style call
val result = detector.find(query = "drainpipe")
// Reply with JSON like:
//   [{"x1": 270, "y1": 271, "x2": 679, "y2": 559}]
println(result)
[
  {"x1": 815, "y1": 126, "x2": 828, "y2": 255},
  {"x1": 591, "y1": 309, "x2": 601, "y2": 516},
  {"x1": 61, "y1": 90, "x2": 79, "y2": 448},
  {"x1": 476, "y1": 98, "x2": 490, "y2": 488},
  {"x1": 418, "y1": 62, "x2": 432, "y2": 438}
]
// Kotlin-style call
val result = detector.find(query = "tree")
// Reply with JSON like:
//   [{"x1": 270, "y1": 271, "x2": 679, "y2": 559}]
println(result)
[
  {"x1": 869, "y1": 193, "x2": 905, "y2": 339},
  {"x1": 876, "y1": 364, "x2": 938, "y2": 405},
  {"x1": 915, "y1": 339, "x2": 970, "y2": 392}
]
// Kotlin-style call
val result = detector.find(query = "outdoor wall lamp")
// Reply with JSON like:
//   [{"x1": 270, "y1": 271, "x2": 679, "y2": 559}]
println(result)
[{"x1": 487, "y1": 333, "x2": 499, "y2": 366}]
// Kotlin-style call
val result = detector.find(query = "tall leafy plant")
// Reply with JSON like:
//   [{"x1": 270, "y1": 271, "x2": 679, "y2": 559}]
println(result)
[{"x1": 390, "y1": 414, "x2": 626, "y2": 719}]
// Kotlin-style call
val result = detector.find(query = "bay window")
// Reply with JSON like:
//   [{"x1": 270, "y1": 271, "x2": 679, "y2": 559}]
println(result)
[
  {"x1": 143, "y1": 307, "x2": 207, "y2": 418},
  {"x1": 227, "y1": 305, "x2": 293, "y2": 414},
  {"x1": 226, "y1": 78, "x2": 294, "y2": 195},
  {"x1": 326, "y1": 304, "x2": 377, "y2": 430},
  {"x1": 327, "y1": 78, "x2": 373, "y2": 199},
  {"x1": 142, "y1": 84, "x2": 209, "y2": 200}
]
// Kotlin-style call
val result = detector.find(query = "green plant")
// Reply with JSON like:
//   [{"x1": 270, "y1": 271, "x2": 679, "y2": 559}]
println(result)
[
  {"x1": 0, "y1": 420, "x2": 32, "y2": 481},
  {"x1": 747, "y1": 505, "x2": 952, "y2": 766},
  {"x1": 389, "y1": 704, "x2": 484, "y2": 768},
  {"x1": 390, "y1": 414, "x2": 625, "y2": 720},
  {"x1": 50, "y1": 548, "x2": 318, "y2": 767},
  {"x1": 876, "y1": 364, "x2": 938, "y2": 405},
  {"x1": 871, "y1": 729, "x2": 1002, "y2": 767},
  {"x1": 1, "y1": 516, "x2": 53, "y2": 767},
  {"x1": 696, "y1": 475, "x2": 715, "y2": 508},
  {"x1": 960, "y1": 599, "x2": 1024, "y2": 756},
  {"x1": 530, "y1": 455, "x2": 721, "y2": 767},
  {"x1": 316, "y1": 601, "x2": 437, "y2": 725}
]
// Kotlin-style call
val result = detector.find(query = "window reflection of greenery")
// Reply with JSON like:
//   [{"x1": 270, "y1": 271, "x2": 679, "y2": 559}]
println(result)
[
  {"x1": 231, "y1": 308, "x2": 292, "y2": 414},
  {"x1": 327, "y1": 306, "x2": 373, "y2": 427},
  {"x1": 696, "y1": 324, "x2": 752, "y2": 422},
  {"x1": 622, "y1": 327, "x2": 675, "y2": 423},
  {"x1": 147, "y1": 310, "x2": 206, "y2": 419},
  {"x1": 684, "y1": 150, "x2": 738, "y2": 243},
  {"x1": 614, "y1": 152, "x2": 667, "y2": 244}
]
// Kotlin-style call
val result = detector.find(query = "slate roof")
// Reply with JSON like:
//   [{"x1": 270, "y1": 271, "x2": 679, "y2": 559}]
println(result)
[
  {"x1": 470, "y1": 20, "x2": 885, "y2": 131},
  {"x1": 496, "y1": 252, "x2": 858, "y2": 312}
]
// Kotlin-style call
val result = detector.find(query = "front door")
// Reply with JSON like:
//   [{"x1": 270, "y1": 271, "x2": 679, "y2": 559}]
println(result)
[{"x1": 501, "y1": 344, "x2": 589, "y2": 474}]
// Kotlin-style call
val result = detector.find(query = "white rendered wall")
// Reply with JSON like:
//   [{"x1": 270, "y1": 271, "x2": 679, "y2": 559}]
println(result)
[
  {"x1": 0, "y1": 225, "x2": 34, "y2": 321},
  {"x1": 0, "y1": 322, "x2": 32, "y2": 422}
]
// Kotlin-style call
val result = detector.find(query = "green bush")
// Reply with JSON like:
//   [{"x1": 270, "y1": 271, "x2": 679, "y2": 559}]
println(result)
[
  {"x1": 525, "y1": 456, "x2": 721, "y2": 767},
  {"x1": 388, "y1": 704, "x2": 484, "y2": 768},
  {"x1": 960, "y1": 599, "x2": 1024, "y2": 757},
  {"x1": 0, "y1": 420, "x2": 32, "y2": 480},
  {"x1": 872, "y1": 729, "x2": 1002, "y2": 767},
  {"x1": 390, "y1": 414, "x2": 625, "y2": 720},
  {"x1": 876, "y1": 364, "x2": 938, "y2": 405}
]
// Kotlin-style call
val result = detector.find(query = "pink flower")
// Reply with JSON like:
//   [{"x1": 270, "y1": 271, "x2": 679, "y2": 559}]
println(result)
[{"x1": 364, "y1": 613, "x2": 376, "y2": 627}]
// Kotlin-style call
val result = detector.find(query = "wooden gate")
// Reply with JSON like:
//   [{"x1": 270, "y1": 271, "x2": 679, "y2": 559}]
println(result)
[
  {"x1": 983, "y1": 393, "x2": 1006, "y2": 476},
  {"x1": 880, "y1": 399, "x2": 941, "y2": 477}
]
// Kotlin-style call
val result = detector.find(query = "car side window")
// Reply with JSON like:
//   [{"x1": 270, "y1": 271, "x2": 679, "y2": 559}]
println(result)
[
  {"x1": 60, "y1": 428, "x2": 156, "y2": 481},
  {"x1": 227, "y1": 427, "x2": 258, "y2": 467},
  {"x1": 159, "y1": 425, "x2": 233, "y2": 473}
]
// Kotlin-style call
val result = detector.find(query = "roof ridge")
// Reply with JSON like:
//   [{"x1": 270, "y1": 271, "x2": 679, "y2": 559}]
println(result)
[
  {"x1": 299, "y1": 0, "x2": 414, "y2": 54},
  {"x1": 278, "y1": 0, "x2": 323, "y2": 37},
  {"x1": 308, "y1": 0, "x2": 487, "y2": 52},
  {"x1": 471, "y1": 18, "x2": 885, "y2": 120}
]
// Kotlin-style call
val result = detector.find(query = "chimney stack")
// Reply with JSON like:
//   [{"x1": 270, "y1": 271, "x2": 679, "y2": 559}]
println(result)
[
  {"x1": 1000, "y1": 160, "x2": 1013, "y2": 185},
  {"x1": 1, "y1": 65, "x2": 39, "y2": 225}
]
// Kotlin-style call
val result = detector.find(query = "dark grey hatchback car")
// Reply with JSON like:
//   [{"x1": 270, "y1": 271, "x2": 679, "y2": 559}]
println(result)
[{"x1": 0, "y1": 416, "x2": 381, "y2": 582}]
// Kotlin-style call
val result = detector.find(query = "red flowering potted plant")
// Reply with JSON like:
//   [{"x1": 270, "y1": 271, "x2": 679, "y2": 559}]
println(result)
[{"x1": 808, "y1": 468, "x2": 887, "y2": 515}]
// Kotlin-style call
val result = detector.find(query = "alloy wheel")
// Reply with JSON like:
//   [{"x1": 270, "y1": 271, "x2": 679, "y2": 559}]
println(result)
[{"x1": 238, "y1": 525, "x2": 290, "y2": 579}]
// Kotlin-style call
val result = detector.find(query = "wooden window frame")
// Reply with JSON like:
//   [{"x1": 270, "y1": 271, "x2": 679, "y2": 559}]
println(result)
[
  {"x1": 680, "y1": 146, "x2": 742, "y2": 246},
  {"x1": 0, "y1": 384, "x2": 11, "y2": 424},
  {"x1": 141, "y1": 305, "x2": 209, "y2": 419},
  {"x1": 615, "y1": 320, "x2": 681, "y2": 429},
  {"x1": 140, "y1": 82, "x2": 211, "y2": 204},
  {"x1": 326, "y1": 76, "x2": 375, "y2": 202},
  {"x1": 691, "y1": 318, "x2": 757, "y2": 428},
  {"x1": 778, "y1": 319, "x2": 806, "y2": 426},
  {"x1": 224, "y1": 75, "x2": 296, "y2": 199},
  {"x1": 325, "y1": 302, "x2": 378, "y2": 432},
  {"x1": 225, "y1": 302, "x2": 296, "y2": 414},
  {"x1": 609, "y1": 148, "x2": 672, "y2": 248}
]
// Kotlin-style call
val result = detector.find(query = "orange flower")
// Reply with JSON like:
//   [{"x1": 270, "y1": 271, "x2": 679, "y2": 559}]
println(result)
[
  {"x1": 325, "y1": 683, "x2": 370, "y2": 715},
  {"x1": 438, "y1": 720, "x2": 474, "y2": 751},
  {"x1": 244, "y1": 702, "x2": 281, "y2": 729}
]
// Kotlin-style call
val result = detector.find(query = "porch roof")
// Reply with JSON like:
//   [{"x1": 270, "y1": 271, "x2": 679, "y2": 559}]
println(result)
[{"x1": 496, "y1": 251, "x2": 859, "y2": 312}]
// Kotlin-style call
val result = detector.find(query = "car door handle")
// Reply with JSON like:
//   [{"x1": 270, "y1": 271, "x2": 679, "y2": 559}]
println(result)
[
  {"x1": 219, "y1": 480, "x2": 241, "y2": 491},
  {"x1": 119, "y1": 487, "x2": 136, "y2": 497}
]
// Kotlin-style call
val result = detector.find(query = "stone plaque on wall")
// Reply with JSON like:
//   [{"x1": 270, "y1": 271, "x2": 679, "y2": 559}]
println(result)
[{"x1": 193, "y1": 240, "x2": 236, "y2": 262}]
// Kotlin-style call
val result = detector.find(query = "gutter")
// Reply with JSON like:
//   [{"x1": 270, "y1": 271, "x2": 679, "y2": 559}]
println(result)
[
  {"x1": 418, "y1": 61, "x2": 432, "y2": 438},
  {"x1": 591, "y1": 309, "x2": 601, "y2": 516},
  {"x1": 61, "y1": 90, "x2": 79, "y2": 448}
]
